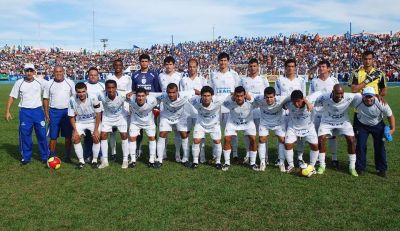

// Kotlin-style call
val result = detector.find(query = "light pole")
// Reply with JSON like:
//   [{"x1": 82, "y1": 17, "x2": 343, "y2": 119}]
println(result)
[{"x1": 100, "y1": 38, "x2": 108, "y2": 52}]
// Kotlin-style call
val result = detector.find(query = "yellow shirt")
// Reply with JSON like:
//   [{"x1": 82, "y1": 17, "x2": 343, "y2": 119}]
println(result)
[{"x1": 349, "y1": 67, "x2": 386, "y2": 94}]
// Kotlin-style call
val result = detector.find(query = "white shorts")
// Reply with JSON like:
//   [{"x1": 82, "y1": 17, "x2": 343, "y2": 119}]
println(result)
[
  {"x1": 285, "y1": 126, "x2": 318, "y2": 145},
  {"x1": 254, "y1": 118, "x2": 260, "y2": 131},
  {"x1": 193, "y1": 123, "x2": 221, "y2": 140},
  {"x1": 318, "y1": 121, "x2": 354, "y2": 137},
  {"x1": 259, "y1": 124, "x2": 286, "y2": 137},
  {"x1": 225, "y1": 120, "x2": 257, "y2": 136},
  {"x1": 76, "y1": 122, "x2": 100, "y2": 136},
  {"x1": 101, "y1": 117, "x2": 128, "y2": 133},
  {"x1": 159, "y1": 117, "x2": 188, "y2": 132},
  {"x1": 129, "y1": 123, "x2": 156, "y2": 137}
]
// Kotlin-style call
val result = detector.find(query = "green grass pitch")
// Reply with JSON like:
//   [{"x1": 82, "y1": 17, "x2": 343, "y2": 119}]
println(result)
[{"x1": 0, "y1": 84, "x2": 399, "y2": 230}]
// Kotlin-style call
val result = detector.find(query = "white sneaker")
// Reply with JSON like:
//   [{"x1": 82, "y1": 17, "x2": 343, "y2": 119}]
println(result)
[
  {"x1": 98, "y1": 160, "x2": 109, "y2": 169},
  {"x1": 121, "y1": 160, "x2": 129, "y2": 169},
  {"x1": 222, "y1": 164, "x2": 230, "y2": 171},
  {"x1": 286, "y1": 165, "x2": 295, "y2": 173},
  {"x1": 175, "y1": 156, "x2": 182, "y2": 163},
  {"x1": 279, "y1": 164, "x2": 286, "y2": 172},
  {"x1": 259, "y1": 162, "x2": 266, "y2": 171},
  {"x1": 135, "y1": 149, "x2": 142, "y2": 159},
  {"x1": 242, "y1": 156, "x2": 249, "y2": 165},
  {"x1": 298, "y1": 160, "x2": 308, "y2": 169}
]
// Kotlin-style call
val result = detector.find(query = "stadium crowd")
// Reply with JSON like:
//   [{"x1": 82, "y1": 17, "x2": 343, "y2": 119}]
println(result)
[{"x1": 1, "y1": 32, "x2": 400, "y2": 81}]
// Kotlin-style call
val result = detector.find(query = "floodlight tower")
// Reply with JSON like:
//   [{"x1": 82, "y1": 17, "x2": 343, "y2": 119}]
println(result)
[{"x1": 100, "y1": 38, "x2": 108, "y2": 51}]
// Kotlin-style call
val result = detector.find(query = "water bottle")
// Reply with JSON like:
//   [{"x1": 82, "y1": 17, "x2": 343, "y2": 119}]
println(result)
[{"x1": 383, "y1": 125, "x2": 393, "y2": 142}]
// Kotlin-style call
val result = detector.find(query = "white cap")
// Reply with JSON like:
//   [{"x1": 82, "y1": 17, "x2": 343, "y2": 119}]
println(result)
[
  {"x1": 362, "y1": 86, "x2": 375, "y2": 96},
  {"x1": 24, "y1": 63, "x2": 35, "y2": 71}
]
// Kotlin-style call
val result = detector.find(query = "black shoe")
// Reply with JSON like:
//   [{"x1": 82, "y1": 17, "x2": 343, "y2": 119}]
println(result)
[
  {"x1": 191, "y1": 163, "x2": 199, "y2": 169},
  {"x1": 233, "y1": 157, "x2": 240, "y2": 164},
  {"x1": 41, "y1": 160, "x2": 47, "y2": 164},
  {"x1": 250, "y1": 164, "x2": 260, "y2": 171},
  {"x1": 148, "y1": 162, "x2": 155, "y2": 168},
  {"x1": 154, "y1": 161, "x2": 162, "y2": 169},
  {"x1": 182, "y1": 161, "x2": 193, "y2": 168},
  {"x1": 377, "y1": 171, "x2": 387, "y2": 178},
  {"x1": 84, "y1": 157, "x2": 92, "y2": 164},
  {"x1": 215, "y1": 163, "x2": 222, "y2": 170},
  {"x1": 76, "y1": 162, "x2": 85, "y2": 170},
  {"x1": 331, "y1": 160, "x2": 339, "y2": 170},
  {"x1": 128, "y1": 161, "x2": 136, "y2": 168},
  {"x1": 356, "y1": 169, "x2": 364, "y2": 176},
  {"x1": 63, "y1": 156, "x2": 72, "y2": 163},
  {"x1": 111, "y1": 154, "x2": 117, "y2": 162},
  {"x1": 222, "y1": 164, "x2": 230, "y2": 171},
  {"x1": 91, "y1": 162, "x2": 98, "y2": 169},
  {"x1": 20, "y1": 160, "x2": 30, "y2": 166}
]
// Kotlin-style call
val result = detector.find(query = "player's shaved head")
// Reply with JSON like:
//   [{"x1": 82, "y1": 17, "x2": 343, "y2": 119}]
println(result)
[{"x1": 332, "y1": 84, "x2": 344, "y2": 103}]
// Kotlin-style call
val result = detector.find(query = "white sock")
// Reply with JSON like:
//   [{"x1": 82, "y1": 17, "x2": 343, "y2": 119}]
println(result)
[
  {"x1": 181, "y1": 137, "x2": 189, "y2": 162},
  {"x1": 249, "y1": 151, "x2": 257, "y2": 165},
  {"x1": 285, "y1": 149, "x2": 294, "y2": 167},
  {"x1": 163, "y1": 136, "x2": 168, "y2": 159},
  {"x1": 223, "y1": 149, "x2": 231, "y2": 165},
  {"x1": 213, "y1": 143, "x2": 222, "y2": 164},
  {"x1": 174, "y1": 131, "x2": 181, "y2": 157},
  {"x1": 200, "y1": 138, "x2": 206, "y2": 160},
  {"x1": 92, "y1": 143, "x2": 100, "y2": 162},
  {"x1": 232, "y1": 136, "x2": 238, "y2": 157},
  {"x1": 310, "y1": 150, "x2": 319, "y2": 166},
  {"x1": 110, "y1": 131, "x2": 117, "y2": 155},
  {"x1": 192, "y1": 143, "x2": 200, "y2": 164},
  {"x1": 100, "y1": 140, "x2": 108, "y2": 161},
  {"x1": 73, "y1": 143, "x2": 84, "y2": 163},
  {"x1": 129, "y1": 141, "x2": 137, "y2": 163},
  {"x1": 264, "y1": 140, "x2": 269, "y2": 163},
  {"x1": 258, "y1": 143, "x2": 266, "y2": 165},
  {"x1": 319, "y1": 152, "x2": 326, "y2": 167},
  {"x1": 121, "y1": 139, "x2": 129, "y2": 161},
  {"x1": 157, "y1": 137, "x2": 166, "y2": 163},
  {"x1": 348, "y1": 154, "x2": 356, "y2": 169},
  {"x1": 278, "y1": 143, "x2": 285, "y2": 165},
  {"x1": 149, "y1": 140, "x2": 156, "y2": 163},
  {"x1": 329, "y1": 139, "x2": 337, "y2": 161},
  {"x1": 297, "y1": 139, "x2": 304, "y2": 160},
  {"x1": 244, "y1": 136, "x2": 250, "y2": 158}
]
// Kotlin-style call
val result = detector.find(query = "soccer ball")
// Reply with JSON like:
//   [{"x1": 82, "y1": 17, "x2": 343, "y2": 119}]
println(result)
[
  {"x1": 300, "y1": 165, "x2": 313, "y2": 177},
  {"x1": 47, "y1": 157, "x2": 61, "y2": 169}
]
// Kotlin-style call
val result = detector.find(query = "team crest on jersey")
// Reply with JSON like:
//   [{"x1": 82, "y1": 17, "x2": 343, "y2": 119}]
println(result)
[
  {"x1": 141, "y1": 78, "x2": 146, "y2": 84},
  {"x1": 40, "y1": 121, "x2": 46, "y2": 127}
]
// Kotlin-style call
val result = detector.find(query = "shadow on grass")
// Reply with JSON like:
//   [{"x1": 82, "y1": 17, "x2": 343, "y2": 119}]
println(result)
[{"x1": 1, "y1": 143, "x2": 42, "y2": 162}]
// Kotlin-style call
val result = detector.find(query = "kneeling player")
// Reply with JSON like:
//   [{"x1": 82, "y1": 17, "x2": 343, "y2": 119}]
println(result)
[
  {"x1": 284, "y1": 90, "x2": 318, "y2": 176},
  {"x1": 68, "y1": 82, "x2": 102, "y2": 169},
  {"x1": 253, "y1": 87, "x2": 290, "y2": 171},
  {"x1": 190, "y1": 86, "x2": 224, "y2": 169},
  {"x1": 127, "y1": 87, "x2": 158, "y2": 167},
  {"x1": 222, "y1": 86, "x2": 258, "y2": 171},
  {"x1": 97, "y1": 80, "x2": 130, "y2": 169}
]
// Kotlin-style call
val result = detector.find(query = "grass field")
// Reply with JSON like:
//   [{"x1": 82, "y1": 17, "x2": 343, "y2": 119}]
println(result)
[{"x1": 0, "y1": 84, "x2": 399, "y2": 230}]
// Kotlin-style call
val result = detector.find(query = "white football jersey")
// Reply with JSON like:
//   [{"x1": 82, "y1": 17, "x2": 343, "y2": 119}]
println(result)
[
  {"x1": 315, "y1": 93, "x2": 357, "y2": 124},
  {"x1": 68, "y1": 94, "x2": 101, "y2": 124},
  {"x1": 159, "y1": 72, "x2": 182, "y2": 92},
  {"x1": 308, "y1": 75, "x2": 338, "y2": 95},
  {"x1": 128, "y1": 95, "x2": 158, "y2": 127},
  {"x1": 106, "y1": 74, "x2": 132, "y2": 94},
  {"x1": 180, "y1": 75, "x2": 208, "y2": 118},
  {"x1": 274, "y1": 76, "x2": 306, "y2": 97},
  {"x1": 85, "y1": 81, "x2": 105, "y2": 95},
  {"x1": 10, "y1": 78, "x2": 46, "y2": 108},
  {"x1": 223, "y1": 96, "x2": 255, "y2": 125},
  {"x1": 97, "y1": 91, "x2": 127, "y2": 123},
  {"x1": 253, "y1": 95, "x2": 290, "y2": 127},
  {"x1": 43, "y1": 78, "x2": 75, "y2": 109},
  {"x1": 190, "y1": 95, "x2": 225, "y2": 129},
  {"x1": 151, "y1": 91, "x2": 193, "y2": 121},
  {"x1": 240, "y1": 75, "x2": 270, "y2": 119},
  {"x1": 353, "y1": 95, "x2": 393, "y2": 126},
  {"x1": 209, "y1": 70, "x2": 240, "y2": 113},
  {"x1": 286, "y1": 100, "x2": 314, "y2": 130}
]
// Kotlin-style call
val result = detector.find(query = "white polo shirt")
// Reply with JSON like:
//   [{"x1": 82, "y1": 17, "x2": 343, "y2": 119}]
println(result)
[
  {"x1": 9, "y1": 77, "x2": 46, "y2": 108},
  {"x1": 43, "y1": 78, "x2": 75, "y2": 109}
]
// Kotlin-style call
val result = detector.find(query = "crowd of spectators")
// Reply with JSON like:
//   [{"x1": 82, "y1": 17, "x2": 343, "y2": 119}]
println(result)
[{"x1": 1, "y1": 32, "x2": 399, "y2": 81}]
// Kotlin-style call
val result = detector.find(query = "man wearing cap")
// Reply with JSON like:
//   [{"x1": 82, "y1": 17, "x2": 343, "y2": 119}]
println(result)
[
  {"x1": 5, "y1": 63, "x2": 49, "y2": 165},
  {"x1": 353, "y1": 87, "x2": 395, "y2": 177},
  {"x1": 43, "y1": 65, "x2": 75, "y2": 161}
]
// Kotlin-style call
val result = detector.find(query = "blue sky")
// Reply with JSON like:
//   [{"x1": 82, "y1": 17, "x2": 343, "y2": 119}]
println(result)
[{"x1": 0, "y1": 0, "x2": 399, "y2": 50}]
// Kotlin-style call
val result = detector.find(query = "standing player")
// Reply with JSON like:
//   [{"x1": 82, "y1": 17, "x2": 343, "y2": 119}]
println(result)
[
  {"x1": 190, "y1": 86, "x2": 225, "y2": 168},
  {"x1": 131, "y1": 54, "x2": 161, "y2": 158},
  {"x1": 97, "y1": 80, "x2": 129, "y2": 169},
  {"x1": 284, "y1": 90, "x2": 318, "y2": 175},
  {"x1": 43, "y1": 66, "x2": 75, "y2": 161},
  {"x1": 151, "y1": 83, "x2": 193, "y2": 168},
  {"x1": 126, "y1": 88, "x2": 158, "y2": 167},
  {"x1": 309, "y1": 60, "x2": 339, "y2": 168},
  {"x1": 222, "y1": 86, "x2": 258, "y2": 171},
  {"x1": 253, "y1": 87, "x2": 290, "y2": 172},
  {"x1": 275, "y1": 59, "x2": 307, "y2": 168},
  {"x1": 209, "y1": 52, "x2": 240, "y2": 162},
  {"x1": 106, "y1": 59, "x2": 132, "y2": 161},
  {"x1": 158, "y1": 56, "x2": 183, "y2": 162},
  {"x1": 68, "y1": 82, "x2": 101, "y2": 169},
  {"x1": 315, "y1": 84, "x2": 359, "y2": 176},
  {"x1": 180, "y1": 58, "x2": 208, "y2": 163},
  {"x1": 5, "y1": 63, "x2": 49, "y2": 165},
  {"x1": 240, "y1": 58, "x2": 269, "y2": 164},
  {"x1": 83, "y1": 67, "x2": 105, "y2": 162}
]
